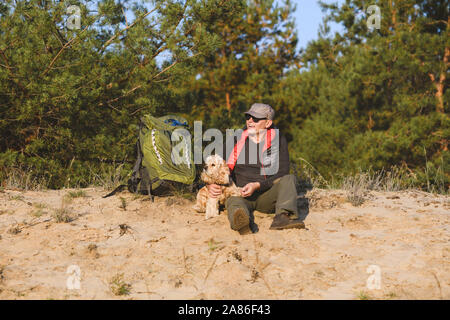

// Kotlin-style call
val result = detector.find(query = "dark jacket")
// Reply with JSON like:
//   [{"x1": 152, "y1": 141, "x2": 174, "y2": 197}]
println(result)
[{"x1": 224, "y1": 126, "x2": 290, "y2": 195}]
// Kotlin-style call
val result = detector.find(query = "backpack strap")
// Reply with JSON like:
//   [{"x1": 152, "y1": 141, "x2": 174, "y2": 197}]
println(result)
[
  {"x1": 104, "y1": 122, "x2": 144, "y2": 198},
  {"x1": 128, "y1": 140, "x2": 143, "y2": 193},
  {"x1": 128, "y1": 120, "x2": 144, "y2": 193},
  {"x1": 102, "y1": 184, "x2": 127, "y2": 198},
  {"x1": 139, "y1": 166, "x2": 159, "y2": 202},
  {"x1": 102, "y1": 140, "x2": 141, "y2": 198}
]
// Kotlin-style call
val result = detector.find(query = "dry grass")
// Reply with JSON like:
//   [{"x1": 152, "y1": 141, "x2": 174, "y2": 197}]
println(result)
[
  {"x1": 169, "y1": 186, "x2": 196, "y2": 201},
  {"x1": 342, "y1": 174, "x2": 370, "y2": 206},
  {"x1": 340, "y1": 168, "x2": 414, "y2": 206},
  {"x1": 89, "y1": 162, "x2": 128, "y2": 191},
  {"x1": 65, "y1": 190, "x2": 87, "y2": 199},
  {"x1": 119, "y1": 197, "x2": 127, "y2": 211},
  {"x1": 30, "y1": 209, "x2": 47, "y2": 218},
  {"x1": 9, "y1": 194, "x2": 24, "y2": 201},
  {"x1": 293, "y1": 158, "x2": 329, "y2": 191},
  {"x1": 424, "y1": 156, "x2": 447, "y2": 195},
  {"x1": 1, "y1": 166, "x2": 48, "y2": 191},
  {"x1": 52, "y1": 208, "x2": 73, "y2": 223},
  {"x1": 52, "y1": 195, "x2": 75, "y2": 223},
  {"x1": 0, "y1": 265, "x2": 5, "y2": 284},
  {"x1": 356, "y1": 290, "x2": 372, "y2": 300},
  {"x1": 33, "y1": 202, "x2": 47, "y2": 209},
  {"x1": 207, "y1": 238, "x2": 223, "y2": 252},
  {"x1": 385, "y1": 292, "x2": 397, "y2": 299},
  {"x1": 292, "y1": 158, "x2": 431, "y2": 199},
  {"x1": 314, "y1": 270, "x2": 325, "y2": 277},
  {"x1": 7, "y1": 225, "x2": 22, "y2": 235},
  {"x1": 1, "y1": 160, "x2": 130, "y2": 191}
]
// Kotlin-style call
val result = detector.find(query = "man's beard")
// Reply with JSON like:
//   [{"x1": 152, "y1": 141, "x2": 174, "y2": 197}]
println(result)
[
  {"x1": 247, "y1": 127, "x2": 266, "y2": 139},
  {"x1": 247, "y1": 127, "x2": 257, "y2": 136}
]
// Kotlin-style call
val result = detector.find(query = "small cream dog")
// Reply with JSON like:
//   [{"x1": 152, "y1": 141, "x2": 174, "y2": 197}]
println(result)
[{"x1": 194, "y1": 154, "x2": 241, "y2": 219}]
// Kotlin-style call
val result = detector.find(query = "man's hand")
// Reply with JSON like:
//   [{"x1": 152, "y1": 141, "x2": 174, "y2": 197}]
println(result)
[
  {"x1": 241, "y1": 182, "x2": 260, "y2": 197},
  {"x1": 207, "y1": 184, "x2": 222, "y2": 198}
]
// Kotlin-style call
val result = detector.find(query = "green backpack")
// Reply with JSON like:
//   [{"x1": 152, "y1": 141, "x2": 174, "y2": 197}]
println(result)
[{"x1": 104, "y1": 114, "x2": 196, "y2": 200}]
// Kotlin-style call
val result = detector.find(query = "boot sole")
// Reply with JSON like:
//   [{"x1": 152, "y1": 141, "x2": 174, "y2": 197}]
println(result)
[
  {"x1": 269, "y1": 221, "x2": 305, "y2": 230},
  {"x1": 233, "y1": 209, "x2": 251, "y2": 235}
]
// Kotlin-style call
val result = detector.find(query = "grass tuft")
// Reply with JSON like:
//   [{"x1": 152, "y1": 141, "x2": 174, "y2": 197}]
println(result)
[
  {"x1": 0, "y1": 166, "x2": 48, "y2": 191},
  {"x1": 9, "y1": 194, "x2": 24, "y2": 201},
  {"x1": 7, "y1": 225, "x2": 21, "y2": 235},
  {"x1": 357, "y1": 290, "x2": 372, "y2": 300},
  {"x1": 110, "y1": 273, "x2": 131, "y2": 296},
  {"x1": 385, "y1": 292, "x2": 397, "y2": 299},
  {"x1": 30, "y1": 209, "x2": 47, "y2": 218},
  {"x1": 33, "y1": 202, "x2": 47, "y2": 209},
  {"x1": 342, "y1": 174, "x2": 368, "y2": 206},
  {"x1": 119, "y1": 197, "x2": 127, "y2": 211},
  {"x1": 65, "y1": 190, "x2": 87, "y2": 199},
  {"x1": 0, "y1": 265, "x2": 5, "y2": 283},
  {"x1": 53, "y1": 208, "x2": 73, "y2": 223},
  {"x1": 89, "y1": 162, "x2": 128, "y2": 191}
]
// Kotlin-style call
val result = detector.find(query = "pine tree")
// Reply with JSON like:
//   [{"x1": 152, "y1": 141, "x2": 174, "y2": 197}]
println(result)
[
  {"x1": 179, "y1": 0, "x2": 299, "y2": 130},
  {"x1": 287, "y1": 0, "x2": 448, "y2": 191},
  {"x1": 0, "y1": 0, "x2": 220, "y2": 188}
]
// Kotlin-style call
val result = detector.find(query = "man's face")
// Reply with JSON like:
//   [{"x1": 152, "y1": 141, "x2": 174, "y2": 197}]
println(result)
[{"x1": 246, "y1": 115, "x2": 272, "y2": 134}]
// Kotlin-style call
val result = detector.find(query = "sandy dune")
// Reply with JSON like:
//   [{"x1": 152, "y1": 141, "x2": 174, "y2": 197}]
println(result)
[{"x1": 0, "y1": 187, "x2": 448, "y2": 300}]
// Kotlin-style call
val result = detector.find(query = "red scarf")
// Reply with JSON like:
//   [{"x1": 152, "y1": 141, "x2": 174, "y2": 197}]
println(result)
[{"x1": 227, "y1": 128, "x2": 276, "y2": 172}]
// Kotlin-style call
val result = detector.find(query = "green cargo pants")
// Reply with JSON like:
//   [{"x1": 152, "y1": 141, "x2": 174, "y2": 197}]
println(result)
[{"x1": 225, "y1": 174, "x2": 299, "y2": 230}]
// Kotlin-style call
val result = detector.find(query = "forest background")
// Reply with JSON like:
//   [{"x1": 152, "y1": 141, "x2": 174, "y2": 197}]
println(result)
[{"x1": 0, "y1": 0, "x2": 448, "y2": 193}]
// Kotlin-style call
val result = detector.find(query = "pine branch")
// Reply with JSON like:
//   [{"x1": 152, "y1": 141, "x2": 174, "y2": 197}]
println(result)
[
  {"x1": 101, "y1": 6, "x2": 161, "y2": 53},
  {"x1": 41, "y1": 25, "x2": 89, "y2": 77},
  {"x1": 0, "y1": 63, "x2": 13, "y2": 69},
  {"x1": 0, "y1": 47, "x2": 12, "y2": 70},
  {"x1": 150, "y1": 50, "x2": 201, "y2": 82},
  {"x1": 106, "y1": 85, "x2": 142, "y2": 105},
  {"x1": 115, "y1": 2, "x2": 193, "y2": 86},
  {"x1": 149, "y1": 0, "x2": 190, "y2": 61},
  {"x1": 105, "y1": 50, "x2": 201, "y2": 107},
  {"x1": 0, "y1": 46, "x2": 26, "y2": 91},
  {"x1": 122, "y1": 7, "x2": 129, "y2": 27}
]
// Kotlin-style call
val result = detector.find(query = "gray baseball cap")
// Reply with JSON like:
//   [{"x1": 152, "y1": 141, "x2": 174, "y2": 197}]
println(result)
[{"x1": 245, "y1": 103, "x2": 275, "y2": 120}]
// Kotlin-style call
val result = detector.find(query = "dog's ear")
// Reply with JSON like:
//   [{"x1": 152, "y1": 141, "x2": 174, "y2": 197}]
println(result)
[{"x1": 218, "y1": 164, "x2": 230, "y2": 185}]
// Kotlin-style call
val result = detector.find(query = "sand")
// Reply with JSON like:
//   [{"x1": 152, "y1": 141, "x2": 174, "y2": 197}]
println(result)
[{"x1": 0, "y1": 187, "x2": 448, "y2": 300}]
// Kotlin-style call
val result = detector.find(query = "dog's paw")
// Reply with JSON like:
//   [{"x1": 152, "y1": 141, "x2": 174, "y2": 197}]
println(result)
[
  {"x1": 193, "y1": 204, "x2": 205, "y2": 213},
  {"x1": 205, "y1": 212, "x2": 219, "y2": 219},
  {"x1": 205, "y1": 208, "x2": 220, "y2": 219}
]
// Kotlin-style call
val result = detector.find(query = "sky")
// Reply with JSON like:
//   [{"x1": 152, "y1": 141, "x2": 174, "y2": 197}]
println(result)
[
  {"x1": 292, "y1": 0, "x2": 345, "y2": 50},
  {"x1": 120, "y1": 0, "x2": 346, "y2": 63},
  {"x1": 121, "y1": 0, "x2": 346, "y2": 52}
]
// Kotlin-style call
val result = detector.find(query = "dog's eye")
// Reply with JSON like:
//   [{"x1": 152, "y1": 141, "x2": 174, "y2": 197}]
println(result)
[{"x1": 211, "y1": 164, "x2": 215, "y2": 167}]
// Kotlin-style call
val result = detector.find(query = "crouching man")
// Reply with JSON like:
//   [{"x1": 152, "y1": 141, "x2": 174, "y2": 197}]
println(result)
[{"x1": 207, "y1": 103, "x2": 305, "y2": 234}]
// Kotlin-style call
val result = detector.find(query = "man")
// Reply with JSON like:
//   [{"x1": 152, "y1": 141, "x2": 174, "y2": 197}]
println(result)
[{"x1": 207, "y1": 103, "x2": 305, "y2": 234}]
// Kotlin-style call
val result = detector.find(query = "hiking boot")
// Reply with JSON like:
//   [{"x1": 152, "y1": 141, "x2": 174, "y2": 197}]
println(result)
[
  {"x1": 231, "y1": 208, "x2": 251, "y2": 235},
  {"x1": 269, "y1": 213, "x2": 305, "y2": 230}
]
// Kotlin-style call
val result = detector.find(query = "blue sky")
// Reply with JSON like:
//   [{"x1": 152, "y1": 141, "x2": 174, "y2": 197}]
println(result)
[
  {"x1": 121, "y1": 0, "x2": 346, "y2": 63},
  {"x1": 292, "y1": 0, "x2": 345, "y2": 50},
  {"x1": 120, "y1": 0, "x2": 345, "y2": 51}
]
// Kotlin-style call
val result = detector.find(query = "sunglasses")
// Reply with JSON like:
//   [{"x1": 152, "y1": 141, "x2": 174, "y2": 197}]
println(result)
[{"x1": 245, "y1": 114, "x2": 267, "y2": 122}]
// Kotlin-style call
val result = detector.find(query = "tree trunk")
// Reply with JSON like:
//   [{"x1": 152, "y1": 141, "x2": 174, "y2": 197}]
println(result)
[{"x1": 429, "y1": 45, "x2": 448, "y2": 114}]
